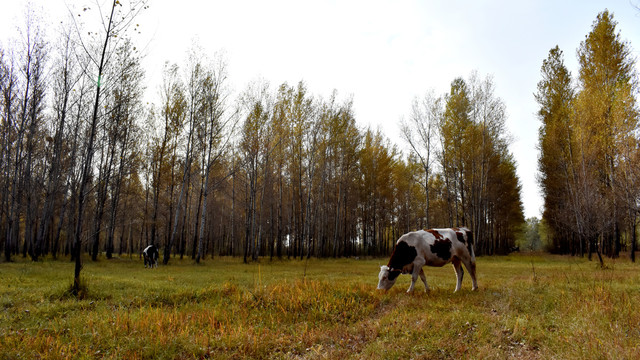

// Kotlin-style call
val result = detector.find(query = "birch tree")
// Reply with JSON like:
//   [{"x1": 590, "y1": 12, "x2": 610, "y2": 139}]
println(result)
[
  {"x1": 195, "y1": 56, "x2": 234, "y2": 263},
  {"x1": 71, "y1": 0, "x2": 148, "y2": 293},
  {"x1": 1, "y1": 47, "x2": 19, "y2": 262},
  {"x1": 34, "y1": 24, "x2": 80, "y2": 260},
  {"x1": 400, "y1": 91, "x2": 441, "y2": 229},
  {"x1": 163, "y1": 47, "x2": 205, "y2": 265}
]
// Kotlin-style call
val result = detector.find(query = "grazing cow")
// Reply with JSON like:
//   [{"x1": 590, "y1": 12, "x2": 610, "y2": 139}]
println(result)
[
  {"x1": 377, "y1": 227, "x2": 478, "y2": 293},
  {"x1": 143, "y1": 245, "x2": 159, "y2": 269}
]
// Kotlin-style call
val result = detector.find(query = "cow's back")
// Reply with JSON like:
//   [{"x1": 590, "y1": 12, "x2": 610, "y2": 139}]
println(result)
[{"x1": 407, "y1": 228, "x2": 472, "y2": 266}]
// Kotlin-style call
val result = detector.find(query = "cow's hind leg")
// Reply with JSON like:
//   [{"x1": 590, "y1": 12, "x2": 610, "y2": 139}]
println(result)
[
  {"x1": 452, "y1": 257, "x2": 464, "y2": 292},
  {"x1": 462, "y1": 258, "x2": 478, "y2": 291},
  {"x1": 419, "y1": 268, "x2": 430, "y2": 292}
]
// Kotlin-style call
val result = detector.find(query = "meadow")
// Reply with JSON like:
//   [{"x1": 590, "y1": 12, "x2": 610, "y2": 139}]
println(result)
[{"x1": 1, "y1": 254, "x2": 639, "y2": 359}]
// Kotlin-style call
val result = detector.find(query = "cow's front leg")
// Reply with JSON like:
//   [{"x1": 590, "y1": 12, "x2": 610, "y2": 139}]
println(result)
[{"x1": 407, "y1": 259, "x2": 425, "y2": 293}]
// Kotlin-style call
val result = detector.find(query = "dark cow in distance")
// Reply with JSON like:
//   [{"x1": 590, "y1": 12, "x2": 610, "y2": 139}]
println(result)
[
  {"x1": 377, "y1": 227, "x2": 478, "y2": 293},
  {"x1": 143, "y1": 245, "x2": 159, "y2": 269}
]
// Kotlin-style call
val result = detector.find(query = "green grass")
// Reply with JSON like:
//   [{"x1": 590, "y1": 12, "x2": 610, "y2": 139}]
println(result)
[{"x1": 1, "y1": 254, "x2": 639, "y2": 359}]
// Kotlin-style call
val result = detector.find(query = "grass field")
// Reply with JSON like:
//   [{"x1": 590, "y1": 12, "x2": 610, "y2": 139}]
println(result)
[{"x1": 1, "y1": 254, "x2": 639, "y2": 359}]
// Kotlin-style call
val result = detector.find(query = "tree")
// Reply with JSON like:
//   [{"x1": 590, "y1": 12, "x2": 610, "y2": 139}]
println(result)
[
  {"x1": 327, "y1": 99, "x2": 360, "y2": 257},
  {"x1": 34, "y1": 24, "x2": 80, "y2": 260},
  {"x1": 1, "y1": 46, "x2": 19, "y2": 262},
  {"x1": 289, "y1": 82, "x2": 315, "y2": 259},
  {"x1": 71, "y1": 0, "x2": 148, "y2": 293},
  {"x1": 194, "y1": 56, "x2": 234, "y2": 263},
  {"x1": 466, "y1": 72, "x2": 514, "y2": 254},
  {"x1": 104, "y1": 38, "x2": 145, "y2": 259},
  {"x1": 536, "y1": 46, "x2": 576, "y2": 254},
  {"x1": 359, "y1": 128, "x2": 398, "y2": 256},
  {"x1": 163, "y1": 46, "x2": 205, "y2": 265},
  {"x1": 269, "y1": 83, "x2": 293, "y2": 259},
  {"x1": 21, "y1": 18, "x2": 47, "y2": 261},
  {"x1": 437, "y1": 74, "x2": 523, "y2": 254},
  {"x1": 400, "y1": 91, "x2": 441, "y2": 229},
  {"x1": 523, "y1": 217, "x2": 542, "y2": 251},
  {"x1": 441, "y1": 77, "x2": 472, "y2": 227},
  {"x1": 575, "y1": 10, "x2": 638, "y2": 262},
  {"x1": 314, "y1": 94, "x2": 360, "y2": 257},
  {"x1": 239, "y1": 82, "x2": 272, "y2": 263},
  {"x1": 393, "y1": 154, "x2": 422, "y2": 234},
  {"x1": 536, "y1": 10, "x2": 639, "y2": 263},
  {"x1": 0, "y1": 4, "x2": 49, "y2": 262},
  {"x1": 149, "y1": 62, "x2": 184, "y2": 254},
  {"x1": 62, "y1": 61, "x2": 93, "y2": 260}
]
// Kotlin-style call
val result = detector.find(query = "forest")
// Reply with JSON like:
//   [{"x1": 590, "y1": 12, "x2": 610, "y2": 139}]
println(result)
[
  {"x1": 0, "y1": 2, "x2": 637, "y2": 271},
  {"x1": 0, "y1": 0, "x2": 526, "y2": 272}
]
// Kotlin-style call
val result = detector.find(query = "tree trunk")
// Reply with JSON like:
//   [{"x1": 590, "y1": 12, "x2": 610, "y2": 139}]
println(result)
[
  {"x1": 164, "y1": 138, "x2": 194, "y2": 265},
  {"x1": 35, "y1": 45, "x2": 72, "y2": 260},
  {"x1": 191, "y1": 183, "x2": 203, "y2": 260},
  {"x1": 631, "y1": 219, "x2": 636, "y2": 263},
  {"x1": 196, "y1": 176, "x2": 209, "y2": 263},
  {"x1": 106, "y1": 123, "x2": 130, "y2": 259},
  {"x1": 73, "y1": 0, "x2": 117, "y2": 294}
]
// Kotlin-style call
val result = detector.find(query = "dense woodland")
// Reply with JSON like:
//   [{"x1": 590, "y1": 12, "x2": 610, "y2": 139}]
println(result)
[
  {"x1": 537, "y1": 10, "x2": 639, "y2": 264},
  {"x1": 9, "y1": 2, "x2": 636, "y2": 269}
]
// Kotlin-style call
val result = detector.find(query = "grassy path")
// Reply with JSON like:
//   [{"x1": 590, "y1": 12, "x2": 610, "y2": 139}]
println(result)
[{"x1": 1, "y1": 254, "x2": 639, "y2": 359}]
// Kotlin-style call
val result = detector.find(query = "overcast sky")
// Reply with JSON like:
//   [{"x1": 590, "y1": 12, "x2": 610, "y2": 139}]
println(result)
[{"x1": 2, "y1": 0, "x2": 640, "y2": 220}]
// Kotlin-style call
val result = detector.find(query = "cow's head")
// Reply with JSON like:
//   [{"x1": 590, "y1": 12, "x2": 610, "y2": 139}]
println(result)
[{"x1": 377, "y1": 265, "x2": 401, "y2": 290}]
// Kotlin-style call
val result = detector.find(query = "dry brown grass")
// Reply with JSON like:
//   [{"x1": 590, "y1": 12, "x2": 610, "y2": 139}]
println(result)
[{"x1": 1, "y1": 254, "x2": 639, "y2": 359}]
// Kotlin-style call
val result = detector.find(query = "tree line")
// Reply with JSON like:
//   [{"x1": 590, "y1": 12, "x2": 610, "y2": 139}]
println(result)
[
  {"x1": 537, "y1": 10, "x2": 639, "y2": 263},
  {"x1": 0, "y1": 1, "x2": 525, "y2": 269}
]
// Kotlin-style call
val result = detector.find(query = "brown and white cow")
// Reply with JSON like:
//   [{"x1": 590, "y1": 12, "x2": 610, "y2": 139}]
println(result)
[{"x1": 377, "y1": 227, "x2": 478, "y2": 293}]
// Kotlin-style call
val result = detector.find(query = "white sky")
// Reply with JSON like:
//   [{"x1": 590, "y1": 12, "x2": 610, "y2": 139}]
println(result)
[{"x1": 2, "y1": 0, "x2": 640, "y2": 220}]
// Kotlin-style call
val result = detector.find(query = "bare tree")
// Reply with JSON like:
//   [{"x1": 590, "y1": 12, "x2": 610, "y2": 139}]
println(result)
[
  {"x1": 239, "y1": 79, "x2": 272, "y2": 263},
  {"x1": 163, "y1": 46, "x2": 204, "y2": 265},
  {"x1": 70, "y1": 0, "x2": 147, "y2": 293},
  {"x1": 34, "y1": 24, "x2": 80, "y2": 260},
  {"x1": 1, "y1": 47, "x2": 19, "y2": 262},
  {"x1": 195, "y1": 56, "x2": 236, "y2": 263},
  {"x1": 400, "y1": 91, "x2": 441, "y2": 229},
  {"x1": 3, "y1": 5, "x2": 49, "y2": 261},
  {"x1": 149, "y1": 62, "x2": 184, "y2": 252},
  {"x1": 105, "y1": 38, "x2": 144, "y2": 259}
]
